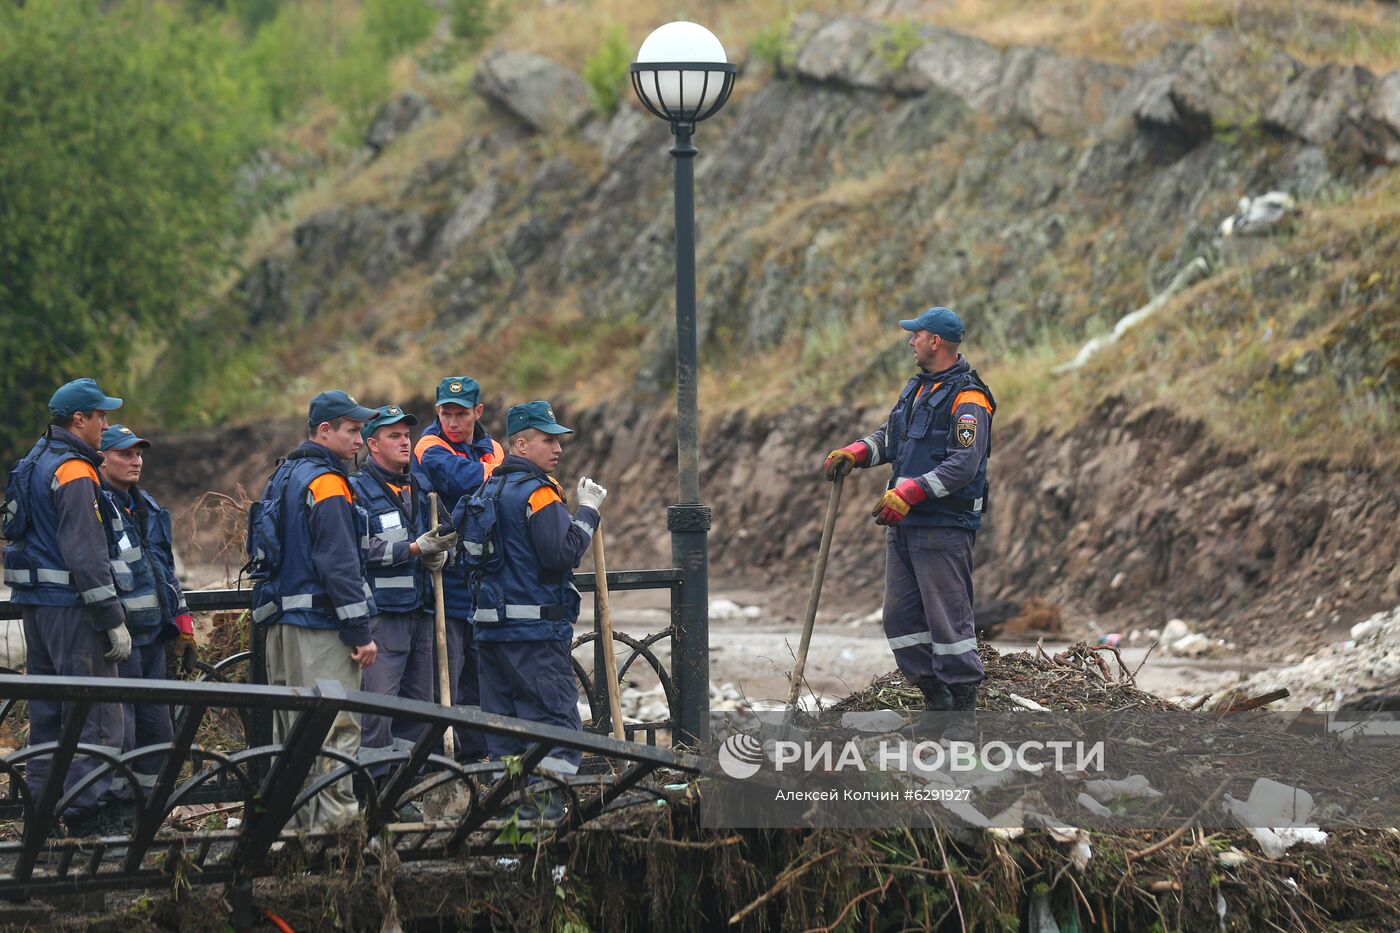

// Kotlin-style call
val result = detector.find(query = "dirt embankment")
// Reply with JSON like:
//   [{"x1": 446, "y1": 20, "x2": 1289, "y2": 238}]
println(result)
[{"x1": 144, "y1": 393, "x2": 1399, "y2": 662}]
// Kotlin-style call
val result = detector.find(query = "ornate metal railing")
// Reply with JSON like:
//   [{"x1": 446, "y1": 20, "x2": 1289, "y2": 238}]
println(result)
[
  {"x1": 0, "y1": 567, "x2": 707, "y2": 917},
  {"x1": 0, "y1": 674, "x2": 712, "y2": 911}
]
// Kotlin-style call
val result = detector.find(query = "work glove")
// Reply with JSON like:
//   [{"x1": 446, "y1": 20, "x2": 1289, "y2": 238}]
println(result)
[
  {"x1": 174, "y1": 613, "x2": 199, "y2": 674},
  {"x1": 823, "y1": 442, "x2": 868, "y2": 481},
  {"x1": 414, "y1": 525, "x2": 458, "y2": 557},
  {"x1": 422, "y1": 550, "x2": 448, "y2": 573},
  {"x1": 576, "y1": 477, "x2": 607, "y2": 511},
  {"x1": 872, "y1": 478, "x2": 927, "y2": 526},
  {"x1": 105, "y1": 623, "x2": 133, "y2": 663}
]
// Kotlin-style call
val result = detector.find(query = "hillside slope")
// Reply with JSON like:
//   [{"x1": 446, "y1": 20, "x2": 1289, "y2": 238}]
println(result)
[{"x1": 141, "y1": 7, "x2": 1400, "y2": 656}]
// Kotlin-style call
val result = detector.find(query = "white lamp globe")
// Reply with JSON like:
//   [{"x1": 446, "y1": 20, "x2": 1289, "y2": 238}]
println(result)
[{"x1": 635, "y1": 21, "x2": 730, "y2": 117}]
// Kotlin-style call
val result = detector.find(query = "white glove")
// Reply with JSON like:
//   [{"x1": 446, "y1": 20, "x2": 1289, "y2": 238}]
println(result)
[
  {"x1": 576, "y1": 477, "x2": 607, "y2": 511},
  {"x1": 422, "y1": 550, "x2": 448, "y2": 573},
  {"x1": 105, "y1": 623, "x2": 133, "y2": 663},
  {"x1": 414, "y1": 526, "x2": 458, "y2": 556}
]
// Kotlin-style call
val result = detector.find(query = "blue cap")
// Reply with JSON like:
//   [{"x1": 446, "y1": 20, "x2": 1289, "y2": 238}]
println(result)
[
  {"x1": 49, "y1": 378, "x2": 123, "y2": 417},
  {"x1": 307, "y1": 390, "x2": 377, "y2": 428},
  {"x1": 435, "y1": 376, "x2": 481, "y2": 408},
  {"x1": 506, "y1": 400, "x2": 572, "y2": 437},
  {"x1": 361, "y1": 404, "x2": 419, "y2": 440},
  {"x1": 898, "y1": 306, "x2": 965, "y2": 342},
  {"x1": 100, "y1": 424, "x2": 150, "y2": 451}
]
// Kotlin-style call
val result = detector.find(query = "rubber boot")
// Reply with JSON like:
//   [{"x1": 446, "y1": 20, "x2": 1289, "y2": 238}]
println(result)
[
  {"x1": 943, "y1": 683, "x2": 979, "y2": 744},
  {"x1": 901, "y1": 677, "x2": 954, "y2": 740}
]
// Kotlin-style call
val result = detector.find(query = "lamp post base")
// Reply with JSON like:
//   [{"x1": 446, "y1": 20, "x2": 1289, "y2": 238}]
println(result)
[{"x1": 668, "y1": 503, "x2": 711, "y2": 746}]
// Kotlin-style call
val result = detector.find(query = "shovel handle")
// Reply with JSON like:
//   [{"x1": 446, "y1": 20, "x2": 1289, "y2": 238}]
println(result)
[
  {"x1": 429, "y1": 492, "x2": 454, "y2": 759},
  {"x1": 787, "y1": 472, "x2": 844, "y2": 710}
]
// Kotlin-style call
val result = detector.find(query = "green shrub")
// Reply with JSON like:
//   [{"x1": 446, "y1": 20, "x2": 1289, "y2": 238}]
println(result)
[
  {"x1": 750, "y1": 21, "x2": 794, "y2": 74},
  {"x1": 878, "y1": 19, "x2": 921, "y2": 71},
  {"x1": 363, "y1": 0, "x2": 436, "y2": 58},
  {"x1": 0, "y1": 0, "x2": 261, "y2": 460},
  {"x1": 327, "y1": 27, "x2": 392, "y2": 132},
  {"x1": 449, "y1": 0, "x2": 498, "y2": 44},
  {"x1": 582, "y1": 27, "x2": 632, "y2": 117}
]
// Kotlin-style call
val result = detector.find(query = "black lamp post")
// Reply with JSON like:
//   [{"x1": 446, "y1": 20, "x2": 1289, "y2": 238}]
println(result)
[{"x1": 630, "y1": 22, "x2": 735, "y2": 747}]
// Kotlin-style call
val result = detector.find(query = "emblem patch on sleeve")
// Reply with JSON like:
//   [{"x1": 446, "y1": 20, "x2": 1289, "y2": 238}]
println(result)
[{"x1": 955, "y1": 413, "x2": 978, "y2": 448}]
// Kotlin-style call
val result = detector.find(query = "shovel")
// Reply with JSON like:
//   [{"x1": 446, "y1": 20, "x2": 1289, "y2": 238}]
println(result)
[
  {"x1": 428, "y1": 492, "x2": 455, "y2": 760},
  {"x1": 592, "y1": 526, "x2": 627, "y2": 740},
  {"x1": 785, "y1": 471, "x2": 845, "y2": 713}
]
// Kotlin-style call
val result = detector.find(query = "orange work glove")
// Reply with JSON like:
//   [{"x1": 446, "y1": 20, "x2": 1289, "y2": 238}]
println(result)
[
  {"x1": 823, "y1": 442, "x2": 868, "y2": 481},
  {"x1": 174, "y1": 614, "x2": 199, "y2": 673},
  {"x1": 872, "y1": 479, "x2": 927, "y2": 526}
]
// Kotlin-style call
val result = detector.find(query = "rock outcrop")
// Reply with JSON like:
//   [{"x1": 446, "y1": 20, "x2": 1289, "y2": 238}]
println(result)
[{"x1": 472, "y1": 50, "x2": 590, "y2": 133}]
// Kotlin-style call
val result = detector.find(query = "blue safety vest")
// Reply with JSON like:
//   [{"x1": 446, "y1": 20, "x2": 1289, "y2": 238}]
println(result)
[
  {"x1": 885, "y1": 367, "x2": 996, "y2": 531},
  {"x1": 472, "y1": 469, "x2": 580, "y2": 643},
  {"x1": 349, "y1": 467, "x2": 428, "y2": 615},
  {"x1": 257, "y1": 449, "x2": 374, "y2": 630},
  {"x1": 100, "y1": 486, "x2": 163, "y2": 640},
  {"x1": 3, "y1": 434, "x2": 112, "y2": 607}
]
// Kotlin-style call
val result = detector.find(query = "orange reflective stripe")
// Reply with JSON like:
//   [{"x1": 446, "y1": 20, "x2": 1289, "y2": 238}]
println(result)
[
  {"x1": 527, "y1": 485, "x2": 562, "y2": 514},
  {"x1": 308, "y1": 473, "x2": 352, "y2": 504},
  {"x1": 483, "y1": 439, "x2": 505, "y2": 478},
  {"x1": 54, "y1": 460, "x2": 98, "y2": 486},
  {"x1": 414, "y1": 434, "x2": 454, "y2": 460},
  {"x1": 914, "y1": 381, "x2": 943, "y2": 401},
  {"x1": 952, "y1": 390, "x2": 992, "y2": 413}
]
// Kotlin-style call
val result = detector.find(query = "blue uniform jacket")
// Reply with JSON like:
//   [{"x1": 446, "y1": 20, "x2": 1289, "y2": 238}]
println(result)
[
  {"x1": 858, "y1": 356, "x2": 995, "y2": 530},
  {"x1": 412, "y1": 421, "x2": 503, "y2": 619},
  {"x1": 473, "y1": 455, "x2": 599, "y2": 643},
  {"x1": 350, "y1": 457, "x2": 430, "y2": 615},
  {"x1": 261, "y1": 441, "x2": 374, "y2": 646}
]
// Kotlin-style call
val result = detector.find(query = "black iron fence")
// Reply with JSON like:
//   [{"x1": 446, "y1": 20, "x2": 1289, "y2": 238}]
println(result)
[
  {"x1": 0, "y1": 674, "x2": 712, "y2": 907},
  {"x1": 0, "y1": 567, "x2": 711, "y2": 915}
]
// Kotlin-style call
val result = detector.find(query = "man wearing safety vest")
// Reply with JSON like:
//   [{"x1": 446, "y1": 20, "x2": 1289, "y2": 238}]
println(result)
[
  {"x1": 473, "y1": 401, "x2": 606, "y2": 818},
  {"x1": 3, "y1": 378, "x2": 130, "y2": 837},
  {"x1": 97, "y1": 424, "x2": 199, "y2": 799},
  {"x1": 259, "y1": 390, "x2": 380, "y2": 830},
  {"x1": 411, "y1": 376, "x2": 503, "y2": 760},
  {"x1": 824, "y1": 307, "x2": 995, "y2": 735},
  {"x1": 350, "y1": 404, "x2": 456, "y2": 808}
]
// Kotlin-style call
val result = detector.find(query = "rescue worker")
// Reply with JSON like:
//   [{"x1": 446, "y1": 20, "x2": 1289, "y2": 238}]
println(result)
[
  {"x1": 97, "y1": 424, "x2": 199, "y2": 799},
  {"x1": 4, "y1": 378, "x2": 130, "y2": 837},
  {"x1": 349, "y1": 405, "x2": 456, "y2": 804},
  {"x1": 260, "y1": 390, "x2": 380, "y2": 831},
  {"x1": 824, "y1": 307, "x2": 995, "y2": 728},
  {"x1": 473, "y1": 401, "x2": 606, "y2": 818},
  {"x1": 411, "y1": 376, "x2": 503, "y2": 760}
]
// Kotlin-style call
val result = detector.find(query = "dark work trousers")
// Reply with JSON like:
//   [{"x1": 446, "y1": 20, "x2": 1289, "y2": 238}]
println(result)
[
  {"x1": 477, "y1": 639, "x2": 582, "y2": 775},
  {"x1": 360, "y1": 611, "x2": 433, "y2": 778},
  {"x1": 22, "y1": 605, "x2": 125, "y2": 819},
  {"x1": 882, "y1": 525, "x2": 984, "y2": 686},
  {"x1": 115, "y1": 640, "x2": 175, "y2": 800},
  {"x1": 443, "y1": 616, "x2": 488, "y2": 760}
]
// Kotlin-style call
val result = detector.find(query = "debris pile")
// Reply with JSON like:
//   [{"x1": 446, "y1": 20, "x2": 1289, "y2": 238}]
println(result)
[
  {"x1": 1213, "y1": 604, "x2": 1400, "y2": 710},
  {"x1": 830, "y1": 641, "x2": 1173, "y2": 714}
]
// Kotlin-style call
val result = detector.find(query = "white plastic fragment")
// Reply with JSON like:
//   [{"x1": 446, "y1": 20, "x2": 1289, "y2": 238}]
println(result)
[
  {"x1": 1082, "y1": 774, "x2": 1163, "y2": 803},
  {"x1": 1009, "y1": 693, "x2": 1050, "y2": 712},
  {"x1": 1217, "y1": 847, "x2": 1248, "y2": 868},
  {"x1": 1076, "y1": 793, "x2": 1113, "y2": 817}
]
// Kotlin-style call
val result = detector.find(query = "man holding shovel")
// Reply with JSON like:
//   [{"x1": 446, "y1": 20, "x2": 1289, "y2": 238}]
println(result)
[
  {"x1": 824, "y1": 307, "x2": 995, "y2": 724},
  {"x1": 412, "y1": 376, "x2": 503, "y2": 761},
  {"x1": 350, "y1": 405, "x2": 457, "y2": 816}
]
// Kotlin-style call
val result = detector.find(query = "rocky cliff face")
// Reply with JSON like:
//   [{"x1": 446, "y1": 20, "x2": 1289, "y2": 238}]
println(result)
[{"x1": 146, "y1": 14, "x2": 1400, "y2": 656}]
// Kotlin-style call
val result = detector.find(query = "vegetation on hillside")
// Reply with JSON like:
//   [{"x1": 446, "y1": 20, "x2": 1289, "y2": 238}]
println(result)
[
  {"x1": 3, "y1": 0, "x2": 1398, "y2": 473},
  {"x1": 0, "y1": 0, "x2": 495, "y2": 460}
]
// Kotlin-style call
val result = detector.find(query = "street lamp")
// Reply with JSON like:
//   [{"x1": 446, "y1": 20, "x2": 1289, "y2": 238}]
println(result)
[{"x1": 630, "y1": 22, "x2": 735, "y2": 747}]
